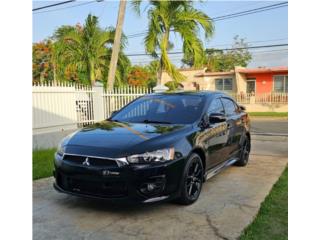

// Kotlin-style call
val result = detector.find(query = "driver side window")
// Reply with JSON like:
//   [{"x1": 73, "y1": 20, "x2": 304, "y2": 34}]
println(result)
[
  {"x1": 221, "y1": 98, "x2": 237, "y2": 116},
  {"x1": 208, "y1": 98, "x2": 225, "y2": 115}
]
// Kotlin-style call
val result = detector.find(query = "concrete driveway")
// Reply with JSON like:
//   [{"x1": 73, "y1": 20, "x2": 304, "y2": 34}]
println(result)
[{"x1": 33, "y1": 127, "x2": 288, "y2": 240}]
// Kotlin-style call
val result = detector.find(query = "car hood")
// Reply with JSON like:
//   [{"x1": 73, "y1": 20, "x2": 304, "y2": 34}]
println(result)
[{"x1": 65, "y1": 120, "x2": 191, "y2": 157}]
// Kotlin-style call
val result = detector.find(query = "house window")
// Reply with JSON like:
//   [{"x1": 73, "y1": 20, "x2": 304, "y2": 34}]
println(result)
[
  {"x1": 215, "y1": 78, "x2": 233, "y2": 92},
  {"x1": 246, "y1": 79, "x2": 256, "y2": 94},
  {"x1": 274, "y1": 75, "x2": 288, "y2": 93}
]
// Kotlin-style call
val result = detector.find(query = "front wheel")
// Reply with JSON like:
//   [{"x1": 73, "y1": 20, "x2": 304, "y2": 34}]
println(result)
[
  {"x1": 176, "y1": 153, "x2": 204, "y2": 205},
  {"x1": 235, "y1": 135, "x2": 250, "y2": 166}
]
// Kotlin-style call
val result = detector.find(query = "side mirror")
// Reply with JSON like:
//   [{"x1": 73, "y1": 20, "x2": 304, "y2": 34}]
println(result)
[
  {"x1": 239, "y1": 105, "x2": 246, "y2": 111},
  {"x1": 209, "y1": 113, "x2": 226, "y2": 124}
]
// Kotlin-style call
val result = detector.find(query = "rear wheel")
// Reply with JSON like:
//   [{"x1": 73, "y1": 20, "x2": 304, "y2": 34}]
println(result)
[
  {"x1": 176, "y1": 153, "x2": 204, "y2": 205},
  {"x1": 235, "y1": 135, "x2": 250, "y2": 166}
]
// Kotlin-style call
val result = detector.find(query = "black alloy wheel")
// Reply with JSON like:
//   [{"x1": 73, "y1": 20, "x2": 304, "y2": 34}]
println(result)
[
  {"x1": 177, "y1": 153, "x2": 204, "y2": 205},
  {"x1": 235, "y1": 136, "x2": 250, "y2": 166}
]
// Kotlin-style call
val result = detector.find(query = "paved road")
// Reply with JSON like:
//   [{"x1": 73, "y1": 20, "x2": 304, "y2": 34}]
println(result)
[
  {"x1": 33, "y1": 132, "x2": 287, "y2": 240},
  {"x1": 251, "y1": 118, "x2": 288, "y2": 135}
]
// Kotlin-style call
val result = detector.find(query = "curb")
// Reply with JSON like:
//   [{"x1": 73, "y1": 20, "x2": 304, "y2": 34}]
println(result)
[{"x1": 251, "y1": 132, "x2": 288, "y2": 137}]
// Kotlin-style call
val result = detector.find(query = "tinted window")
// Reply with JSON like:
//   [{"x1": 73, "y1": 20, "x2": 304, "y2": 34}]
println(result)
[
  {"x1": 208, "y1": 98, "x2": 224, "y2": 114},
  {"x1": 112, "y1": 95, "x2": 205, "y2": 124},
  {"x1": 221, "y1": 98, "x2": 237, "y2": 116}
]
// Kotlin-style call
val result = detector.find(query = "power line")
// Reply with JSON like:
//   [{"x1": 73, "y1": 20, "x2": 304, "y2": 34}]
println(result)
[
  {"x1": 204, "y1": 38, "x2": 288, "y2": 49},
  {"x1": 250, "y1": 49, "x2": 288, "y2": 54},
  {"x1": 130, "y1": 48, "x2": 288, "y2": 65},
  {"x1": 125, "y1": 43, "x2": 288, "y2": 57},
  {"x1": 126, "y1": 38, "x2": 288, "y2": 57},
  {"x1": 209, "y1": 1, "x2": 263, "y2": 16},
  {"x1": 33, "y1": 0, "x2": 99, "y2": 15},
  {"x1": 129, "y1": 48, "x2": 288, "y2": 64},
  {"x1": 126, "y1": 2, "x2": 288, "y2": 39},
  {"x1": 32, "y1": 0, "x2": 76, "y2": 11},
  {"x1": 212, "y1": 2, "x2": 287, "y2": 21}
]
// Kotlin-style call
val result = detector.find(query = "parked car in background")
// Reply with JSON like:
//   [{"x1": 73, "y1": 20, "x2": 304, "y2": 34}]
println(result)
[{"x1": 53, "y1": 91, "x2": 251, "y2": 205}]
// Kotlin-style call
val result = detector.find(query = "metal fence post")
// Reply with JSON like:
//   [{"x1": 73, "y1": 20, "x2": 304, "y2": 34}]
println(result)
[{"x1": 92, "y1": 82, "x2": 104, "y2": 122}]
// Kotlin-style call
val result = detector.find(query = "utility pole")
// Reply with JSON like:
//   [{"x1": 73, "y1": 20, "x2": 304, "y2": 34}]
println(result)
[{"x1": 107, "y1": 0, "x2": 127, "y2": 89}]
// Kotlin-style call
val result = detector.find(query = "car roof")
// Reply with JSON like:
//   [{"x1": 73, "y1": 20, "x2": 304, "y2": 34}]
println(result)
[{"x1": 147, "y1": 90, "x2": 228, "y2": 98}]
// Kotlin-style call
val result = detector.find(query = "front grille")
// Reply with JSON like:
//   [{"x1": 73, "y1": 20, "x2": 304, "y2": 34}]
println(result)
[
  {"x1": 57, "y1": 173, "x2": 127, "y2": 198},
  {"x1": 63, "y1": 154, "x2": 118, "y2": 167}
]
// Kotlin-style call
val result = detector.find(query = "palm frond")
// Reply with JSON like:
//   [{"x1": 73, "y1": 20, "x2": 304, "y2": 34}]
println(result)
[
  {"x1": 131, "y1": 0, "x2": 143, "y2": 16},
  {"x1": 175, "y1": 8, "x2": 214, "y2": 39}
]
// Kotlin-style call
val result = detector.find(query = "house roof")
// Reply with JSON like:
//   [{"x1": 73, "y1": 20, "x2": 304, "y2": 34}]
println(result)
[
  {"x1": 195, "y1": 71, "x2": 234, "y2": 77},
  {"x1": 177, "y1": 67, "x2": 205, "y2": 72},
  {"x1": 193, "y1": 66, "x2": 288, "y2": 77},
  {"x1": 162, "y1": 68, "x2": 205, "y2": 73},
  {"x1": 237, "y1": 66, "x2": 288, "y2": 74}
]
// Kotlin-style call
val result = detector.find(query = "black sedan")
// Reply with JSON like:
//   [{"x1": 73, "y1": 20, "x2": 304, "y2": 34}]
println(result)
[{"x1": 54, "y1": 91, "x2": 251, "y2": 205}]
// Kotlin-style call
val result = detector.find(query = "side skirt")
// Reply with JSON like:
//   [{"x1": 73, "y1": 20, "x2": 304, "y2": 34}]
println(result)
[{"x1": 204, "y1": 158, "x2": 239, "y2": 181}]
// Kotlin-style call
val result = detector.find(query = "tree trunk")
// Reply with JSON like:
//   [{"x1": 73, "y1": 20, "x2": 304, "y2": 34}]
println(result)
[
  {"x1": 157, "y1": 29, "x2": 169, "y2": 85},
  {"x1": 157, "y1": 58, "x2": 162, "y2": 85},
  {"x1": 107, "y1": 0, "x2": 127, "y2": 89},
  {"x1": 89, "y1": 61, "x2": 95, "y2": 86}
]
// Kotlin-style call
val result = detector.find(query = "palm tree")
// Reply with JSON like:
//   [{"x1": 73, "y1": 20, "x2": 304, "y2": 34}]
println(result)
[
  {"x1": 107, "y1": 0, "x2": 127, "y2": 89},
  {"x1": 131, "y1": 0, "x2": 214, "y2": 85},
  {"x1": 52, "y1": 14, "x2": 129, "y2": 86}
]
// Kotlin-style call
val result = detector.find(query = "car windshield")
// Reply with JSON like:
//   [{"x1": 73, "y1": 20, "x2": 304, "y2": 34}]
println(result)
[{"x1": 111, "y1": 94, "x2": 205, "y2": 124}]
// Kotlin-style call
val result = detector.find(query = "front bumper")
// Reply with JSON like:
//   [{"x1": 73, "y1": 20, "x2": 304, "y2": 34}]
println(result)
[{"x1": 53, "y1": 154, "x2": 186, "y2": 203}]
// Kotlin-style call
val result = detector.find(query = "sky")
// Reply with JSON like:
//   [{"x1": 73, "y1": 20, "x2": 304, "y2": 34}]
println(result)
[{"x1": 32, "y1": 0, "x2": 288, "y2": 68}]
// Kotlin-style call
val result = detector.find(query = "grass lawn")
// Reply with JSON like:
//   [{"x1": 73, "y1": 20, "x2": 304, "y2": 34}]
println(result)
[
  {"x1": 249, "y1": 112, "x2": 288, "y2": 117},
  {"x1": 33, "y1": 148, "x2": 56, "y2": 180},
  {"x1": 240, "y1": 167, "x2": 288, "y2": 240}
]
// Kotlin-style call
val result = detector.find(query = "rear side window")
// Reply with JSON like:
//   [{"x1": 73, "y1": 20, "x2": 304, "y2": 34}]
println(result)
[
  {"x1": 208, "y1": 98, "x2": 224, "y2": 114},
  {"x1": 221, "y1": 98, "x2": 237, "y2": 116}
]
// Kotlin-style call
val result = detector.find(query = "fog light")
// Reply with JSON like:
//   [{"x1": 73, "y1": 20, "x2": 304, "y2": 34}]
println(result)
[
  {"x1": 147, "y1": 183, "x2": 156, "y2": 191},
  {"x1": 139, "y1": 175, "x2": 166, "y2": 196}
]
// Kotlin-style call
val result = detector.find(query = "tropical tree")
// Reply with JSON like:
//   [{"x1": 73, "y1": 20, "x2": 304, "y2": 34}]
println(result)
[
  {"x1": 206, "y1": 35, "x2": 252, "y2": 72},
  {"x1": 131, "y1": 0, "x2": 214, "y2": 85},
  {"x1": 52, "y1": 14, "x2": 130, "y2": 86},
  {"x1": 107, "y1": 0, "x2": 127, "y2": 89},
  {"x1": 127, "y1": 66, "x2": 151, "y2": 86},
  {"x1": 32, "y1": 40, "x2": 55, "y2": 84},
  {"x1": 182, "y1": 35, "x2": 252, "y2": 72},
  {"x1": 144, "y1": 60, "x2": 159, "y2": 88}
]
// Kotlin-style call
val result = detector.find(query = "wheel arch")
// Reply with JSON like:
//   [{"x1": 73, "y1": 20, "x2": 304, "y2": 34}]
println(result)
[
  {"x1": 190, "y1": 147, "x2": 207, "y2": 173},
  {"x1": 246, "y1": 131, "x2": 251, "y2": 142},
  {"x1": 246, "y1": 131, "x2": 251, "y2": 150}
]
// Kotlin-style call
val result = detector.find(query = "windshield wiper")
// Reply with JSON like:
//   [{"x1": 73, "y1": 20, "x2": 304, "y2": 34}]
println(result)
[{"x1": 142, "y1": 119, "x2": 172, "y2": 124}]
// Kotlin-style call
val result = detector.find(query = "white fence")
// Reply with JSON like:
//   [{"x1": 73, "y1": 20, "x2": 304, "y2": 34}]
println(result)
[
  {"x1": 33, "y1": 84, "x2": 288, "y2": 134},
  {"x1": 32, "y1": 83, "x2": 151, "y2": 134},
  {"x1": 229, "y1": 92, "x2": 288, "y2": 104},
  {"x1": 103, "y1": 87, "x2": 152, "y2": 118}
]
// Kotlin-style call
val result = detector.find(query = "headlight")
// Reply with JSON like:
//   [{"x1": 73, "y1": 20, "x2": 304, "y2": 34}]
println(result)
[
  {"x1": 56, "y1": 143, "x2": 65, "y2": 156},
  {"x1": 56, "y1": 131, "x2": 78, "y2": 156},
  {"x1": 127, "y1": 148, "x2": 175, "y2": 164}
]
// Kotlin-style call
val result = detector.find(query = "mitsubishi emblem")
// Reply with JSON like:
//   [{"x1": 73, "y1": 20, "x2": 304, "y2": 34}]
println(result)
[{"x1": 82, "y1": 157, "x2": 90, "y2": 166}]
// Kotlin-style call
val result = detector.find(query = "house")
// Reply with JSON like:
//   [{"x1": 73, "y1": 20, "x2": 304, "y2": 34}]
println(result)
[
  {"x1": 160, "y1": 68, "x2": 206, "y2": 90},
  {"x1": 160, "y1": 66, "x2": 288, "y2": 95},
  {"x1": 234, "y1": 66, "x2": 288, "y2": 94}
]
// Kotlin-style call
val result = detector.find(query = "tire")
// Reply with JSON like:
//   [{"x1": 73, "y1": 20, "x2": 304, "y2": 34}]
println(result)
[
  {"x1": 235, "y1": 135, "x2": 250, "y2": 167},
  {"x1": 176, "y1": 153, "x2": 204, "y2": 205}
]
